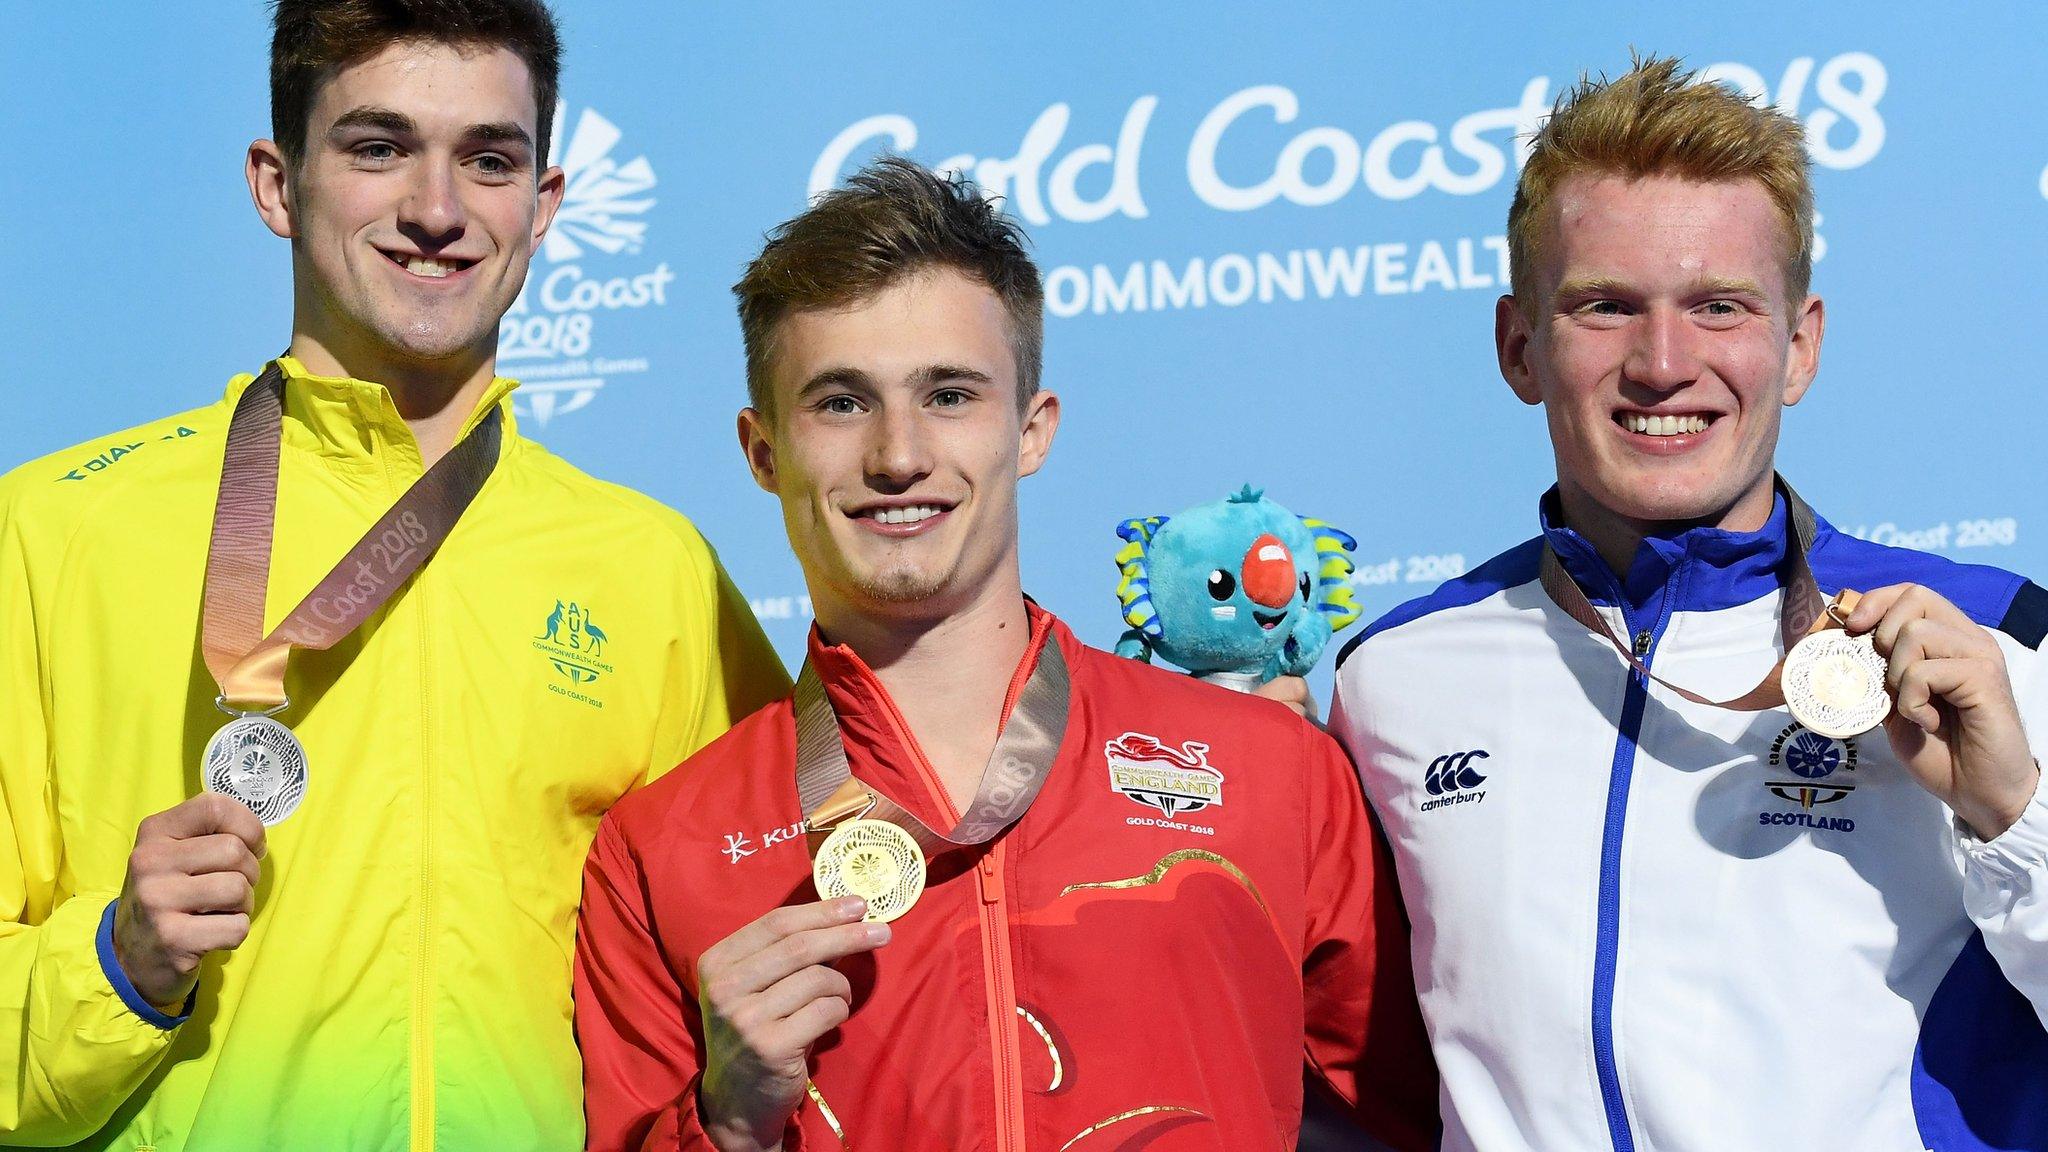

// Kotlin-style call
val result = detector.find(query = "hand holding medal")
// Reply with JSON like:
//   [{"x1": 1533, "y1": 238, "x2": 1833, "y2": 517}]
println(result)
[{"x1": 1842, "y1": 583, "x2": 2040, "y2": 840}]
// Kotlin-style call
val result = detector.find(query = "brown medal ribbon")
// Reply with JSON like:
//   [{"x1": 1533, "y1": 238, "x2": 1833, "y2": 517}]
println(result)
[
  {"x1": 201, "y1": 362, "x2": 503, "y2": 712},
  {"x1": 1538, "y1": 475, "x2": 1859, "y2": 713},
  {"x1": 793, "y1": 639, "x2": 1072, "y2": 856}
]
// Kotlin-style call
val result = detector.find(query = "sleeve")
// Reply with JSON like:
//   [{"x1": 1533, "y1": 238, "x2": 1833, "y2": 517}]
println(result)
[
  {"x1": 0, "y1": 502, "x2": 181, "y2": 1143},
  {"x1": 642, "y1": 534, "x2": 790, "y2": 789},
  {"x1": 1953, "y1": 636, "x2": 2048, "y2": 1027},
  {"x1": 1299, "y1": 722, "x2": 1440, "y2": 1152},
  {"x1": 575, "y1": 817, "x2": 808, "y2": 1152}
]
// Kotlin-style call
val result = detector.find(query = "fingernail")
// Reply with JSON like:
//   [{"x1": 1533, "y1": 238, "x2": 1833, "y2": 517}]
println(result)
[
  {"x1": 866, "y1": 922, "x2": 892, "y2": 945},
  {"x1": 840, "y1": 897, "x2": 867, "y2": 918}
]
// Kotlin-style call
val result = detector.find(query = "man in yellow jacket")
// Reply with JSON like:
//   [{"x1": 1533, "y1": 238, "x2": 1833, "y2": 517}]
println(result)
[{"x1": 0, "y1": 2, "x2": 786, "y2": 1149}]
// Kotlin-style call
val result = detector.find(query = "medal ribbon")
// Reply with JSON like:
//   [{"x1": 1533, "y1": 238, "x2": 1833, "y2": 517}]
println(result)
[
  {"x1": 792, "y1": 639, "x2": 1072, "y2": 858},
  {"x1": 201, "y1": 362, "x2": 503, "y2": 711},
  {"x1": 1538, "y1": 475, "x2": 1859, "y2": 713}
]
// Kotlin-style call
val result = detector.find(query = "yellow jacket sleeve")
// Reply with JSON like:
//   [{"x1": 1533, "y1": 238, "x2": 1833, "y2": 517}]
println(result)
[
  {"x1": 643, "y1": 526, "x2": 790, "y2": 785},
  {"x1": 0, "y1": 504, "x2": 180, "y2": 1144}
]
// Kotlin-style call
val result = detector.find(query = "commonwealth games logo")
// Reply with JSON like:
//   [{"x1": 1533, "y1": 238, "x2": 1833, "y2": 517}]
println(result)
[
  {"x1": 533, "y1": 599, "x2": 615, "y2": 707},
  {"x1": 500, "y1": 103, "x2": 674, "y2": 426}
]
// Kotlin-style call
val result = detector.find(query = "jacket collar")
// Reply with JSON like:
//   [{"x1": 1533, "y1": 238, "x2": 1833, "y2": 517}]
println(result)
[
  {"x1": 1539, "y1": 486, "x2": 1808, "y2": 617},
  {"x1": 223, "y1": 355, "x2": 520, "y2": 474},
  {"x1": 803, "y1": 601, "x2": 1067, "y2": 828}
]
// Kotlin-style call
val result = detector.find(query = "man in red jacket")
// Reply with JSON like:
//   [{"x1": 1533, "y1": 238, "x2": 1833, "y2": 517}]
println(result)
[{"x1": 574, "y1": 158, "x2": 1436, "y2": 1152}]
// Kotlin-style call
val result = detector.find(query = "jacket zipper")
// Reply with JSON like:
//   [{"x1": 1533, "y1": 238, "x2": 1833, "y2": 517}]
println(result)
[
  {"x1": 1589, "y1": 571, "x2": 1679, "y2": 1152},
  {"x1": 863, "y1": 668, "x2": 1031, "y2": 1152},
  {"x1": 979, "y1": 845, "x2": 1025, "y2": 1152},
  {"x1": 403, "y1": 449, "x2": 437, "y2": 1152}
]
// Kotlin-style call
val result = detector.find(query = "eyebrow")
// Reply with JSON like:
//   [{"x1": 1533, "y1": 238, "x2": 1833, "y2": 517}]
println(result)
[
  {"x1": 794, "y1": 362, "x2": 996, "y2": 401},
  {"x1": 327, "y1": 107, "x2": 417, "y2": 140},
  {"x1": 464, "y1": 121, "x2": 535, "y2": 151},
  {"x1": 910, "y1": 363, "x2": 995, "y2": 387},
  {"x1": 796, "y1": 366, "x2": 875, "y2": 399},
  {"x1": 324, "y1": 108, "x2": 533, "y2": 152},
  {"x1": 1553, "y1": 275, "x2": 1770, "y2": 301}
]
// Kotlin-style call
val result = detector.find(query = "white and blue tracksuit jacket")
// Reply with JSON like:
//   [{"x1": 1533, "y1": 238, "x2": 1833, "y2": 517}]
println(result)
[{"x1": 1330, "y1": 491, "x2": 2048, "y2": 1152}]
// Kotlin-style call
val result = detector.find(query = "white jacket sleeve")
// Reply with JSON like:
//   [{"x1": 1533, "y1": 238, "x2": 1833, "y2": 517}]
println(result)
[{"x1": 1955, "y1": 632, "x2": 2048, "y2": 1028}]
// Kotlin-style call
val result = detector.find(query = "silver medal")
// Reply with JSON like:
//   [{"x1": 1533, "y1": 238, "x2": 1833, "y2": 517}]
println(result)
[
  {"x1": 1783, "y1": 630, "x2": 1892, "y2": 739},
  {"x1": 202, "y1": 714, "x2": 308, "y2": 826}
]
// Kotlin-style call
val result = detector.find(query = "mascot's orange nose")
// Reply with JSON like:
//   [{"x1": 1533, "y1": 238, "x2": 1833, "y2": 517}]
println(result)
[{"x1": 1240, "y1": 534, "x2": 1297, "y2": 608}]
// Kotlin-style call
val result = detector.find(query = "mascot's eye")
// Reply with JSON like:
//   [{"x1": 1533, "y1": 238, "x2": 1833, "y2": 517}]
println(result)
[
  {"x1": 1206, "y1": 569, "x2": 1236, "y2": 600},
  {"x1": 1299, "y1": 573, "x2": 1313, "y2": 601}
]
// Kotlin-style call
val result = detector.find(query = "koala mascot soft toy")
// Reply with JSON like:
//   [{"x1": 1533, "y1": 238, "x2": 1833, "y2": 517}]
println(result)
[{"x1": 1113, "y1": 486, "x2": 1363, "y2": 691}]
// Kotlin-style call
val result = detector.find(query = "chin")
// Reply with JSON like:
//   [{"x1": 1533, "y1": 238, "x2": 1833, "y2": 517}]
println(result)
[
  {"x1": 381, "y1": 320, "x2": 491, "y2": 364},
  {"x1": 1597, "y1": 475, "x2": 1743, "y2": 527},
  {"x1": 852, "y1": 568, "x2": 953, "y2": 606}
]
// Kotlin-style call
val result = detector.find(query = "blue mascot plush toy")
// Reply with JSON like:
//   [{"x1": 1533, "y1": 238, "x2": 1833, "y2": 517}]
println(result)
[{"x1": 1113, "y1": 486, "x2": 1362, "y2": 690}]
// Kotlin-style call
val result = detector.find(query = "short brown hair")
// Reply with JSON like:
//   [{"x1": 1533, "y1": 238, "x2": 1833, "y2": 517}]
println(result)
[
  {"x1": 1508, "y1": 54, "x2": 1815, "y2": 313},
  {"x1": 734, "y1": 157, "x2": 1045, "y2": 415},
  {"x1": 270, "y1": 0, "x2": 563, "y2": 164}
]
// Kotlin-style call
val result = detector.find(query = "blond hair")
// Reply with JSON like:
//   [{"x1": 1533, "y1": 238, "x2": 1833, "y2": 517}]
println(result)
[{"x1": 1507, "y1": 55, "x2": 1814, "y2": 313}]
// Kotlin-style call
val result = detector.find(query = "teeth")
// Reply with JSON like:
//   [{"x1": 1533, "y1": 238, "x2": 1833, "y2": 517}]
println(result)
[
  {"x1": 871, "y1": 504, "x2": 943, "y2": 525},
  {"x1": 404, "y1": 256, "x2": 457, "y2": 278},
  {"x1": 1625, "y1": 414, "x2": 1710, "y2": 436}
]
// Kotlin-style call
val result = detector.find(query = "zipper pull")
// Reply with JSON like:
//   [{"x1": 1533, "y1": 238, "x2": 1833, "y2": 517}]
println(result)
[
  {"x1": 978, "y1": 853, "x2": 1001, "y2": 904},
  {"x1": 1632, "y1": 628, "x2": 1653, "y2": 656}
]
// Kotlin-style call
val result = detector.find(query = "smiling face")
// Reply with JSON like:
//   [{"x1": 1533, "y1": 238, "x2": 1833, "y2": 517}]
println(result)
[
  {"x1": 1498, "y1": 173, "x2": 1824, "y2": 549},
  {"x1": 739, "y1": 267, "x2": 1059, "y2": 626},
  {"x1": 250, "y1": 39, "x2": 563, "y2": 381}
]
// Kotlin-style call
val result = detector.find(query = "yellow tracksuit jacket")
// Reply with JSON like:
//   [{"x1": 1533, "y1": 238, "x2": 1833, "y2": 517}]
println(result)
[{"x1": 0, "y1": 358, "x2": 789, "y2": 1150}]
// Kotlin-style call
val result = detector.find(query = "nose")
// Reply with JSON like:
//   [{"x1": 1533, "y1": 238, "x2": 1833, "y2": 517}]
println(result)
[
  {"x1": 398, "y1": 158, "x2": 466, "y2": 241},
  {"x1": 1240, "y1": 534, "x2": 1296, "y2": 608},
  {"x1": 863, "y1": 404, "x2": 933, "y2": 491},
  {"x1": 1622, "y1": 305, "x2": 1700, "y2": 393}
]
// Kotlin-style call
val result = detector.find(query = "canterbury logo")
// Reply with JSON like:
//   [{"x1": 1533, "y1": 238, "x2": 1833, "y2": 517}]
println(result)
[{"x1": 1424, "y1": 749, "x2": 1489, "y2": 795}]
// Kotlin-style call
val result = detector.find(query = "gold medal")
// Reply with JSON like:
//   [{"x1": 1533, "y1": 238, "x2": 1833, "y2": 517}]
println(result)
[{"x1": 813, "y1": 819, "x2": 926, "y2": 923}]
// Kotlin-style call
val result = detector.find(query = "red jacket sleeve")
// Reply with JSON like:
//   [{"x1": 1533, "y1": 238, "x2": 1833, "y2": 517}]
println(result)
[
  {"x1": 1300, "y1": 723, "x2": 1440, "y2": 1152},
  {"x1": 576, "y1": 817, "x2": 809, "y2": 1152}
]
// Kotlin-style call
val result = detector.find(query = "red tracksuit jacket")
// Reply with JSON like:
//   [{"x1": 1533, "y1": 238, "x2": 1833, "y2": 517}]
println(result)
[{"x1": 576, "y1": 607, "x2": 1437, "y2": 1151}]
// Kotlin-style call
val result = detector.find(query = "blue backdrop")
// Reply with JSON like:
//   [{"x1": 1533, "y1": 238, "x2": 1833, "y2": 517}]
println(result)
[{"x1": 5, "y1": 4, "x2": 2042, "y2": 692}]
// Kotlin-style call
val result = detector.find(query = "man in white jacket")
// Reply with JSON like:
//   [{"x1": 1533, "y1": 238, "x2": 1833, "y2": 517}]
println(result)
[{"x1": 1331, "y1": 55, "x2": 2047, "y2": 1152}]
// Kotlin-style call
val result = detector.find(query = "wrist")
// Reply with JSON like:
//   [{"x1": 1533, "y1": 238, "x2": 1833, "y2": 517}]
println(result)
[
  {"x1": 698, "y1": 1086, "x2": 784, "y2": 1152},
  {"x1": 1958, "y1": 761, "x2": 2042, "y2": 842}
]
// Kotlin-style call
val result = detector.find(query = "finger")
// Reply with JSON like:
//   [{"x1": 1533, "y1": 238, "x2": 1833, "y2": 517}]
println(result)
[
  {"x1": 743, "y1": 963, "x2": 855, "y2": 1029},
  {"x1": 773, "y1": 991, "x2": 854, "y2": 1052},
  {"x1": 1882, "y1": 617, "x2": 1998, "y2": 684},
  {"x1": 165, "y1": 870, "x2": 255, "y2": 915},
  {"x1": 146, "y1": 794, "x2": 269, "y2": 858},
  {"x1": 714, "y1": 921, "x2": 889, "y2": 1001},
  {"x1": 700, "y1": 897, "x2": 868, "y2": 977},
  {"x1": 177, "y1": 911, "x2": 253, "y2": 955},
  {"x1": 1842, "y1": 583, "x2": 1910, "y2": 633},
  {"x1": 1254, "y1": 676, "x2": 1309, "y2": 703},
  {"x1": 167, "y1": 833, "x2": 263, "y2": 887},
  {"x1": 1893, "y1": 658, "x2": 1980, "y2": 734}
]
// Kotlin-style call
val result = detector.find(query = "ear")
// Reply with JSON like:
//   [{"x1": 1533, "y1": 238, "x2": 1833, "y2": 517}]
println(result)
[
  {"x1": 736, "y1": 407, "x2": 779, "y2": 495},
  {"x1": 1113, "y1": 516, "x2": 1169, "y2": 638},
  {"x1": 1782, "y1": 293, "x2": 1824, "y2": 407},
  {"x1": 531, "y1": 162, "x2": 567, "y2": 255},
  {"x1": 1496, "y1": 294, "x2": 1543, "y2": 406},
  {"x1": 247, "y1": 139, "x2": 294, "y2": 240},
  {"x1": 1300, "y1": 517, "x2": 1363, "y2": 632},
  {"x1": 1018, "y1": 389, "x2": 1060, "y2": 478}
]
